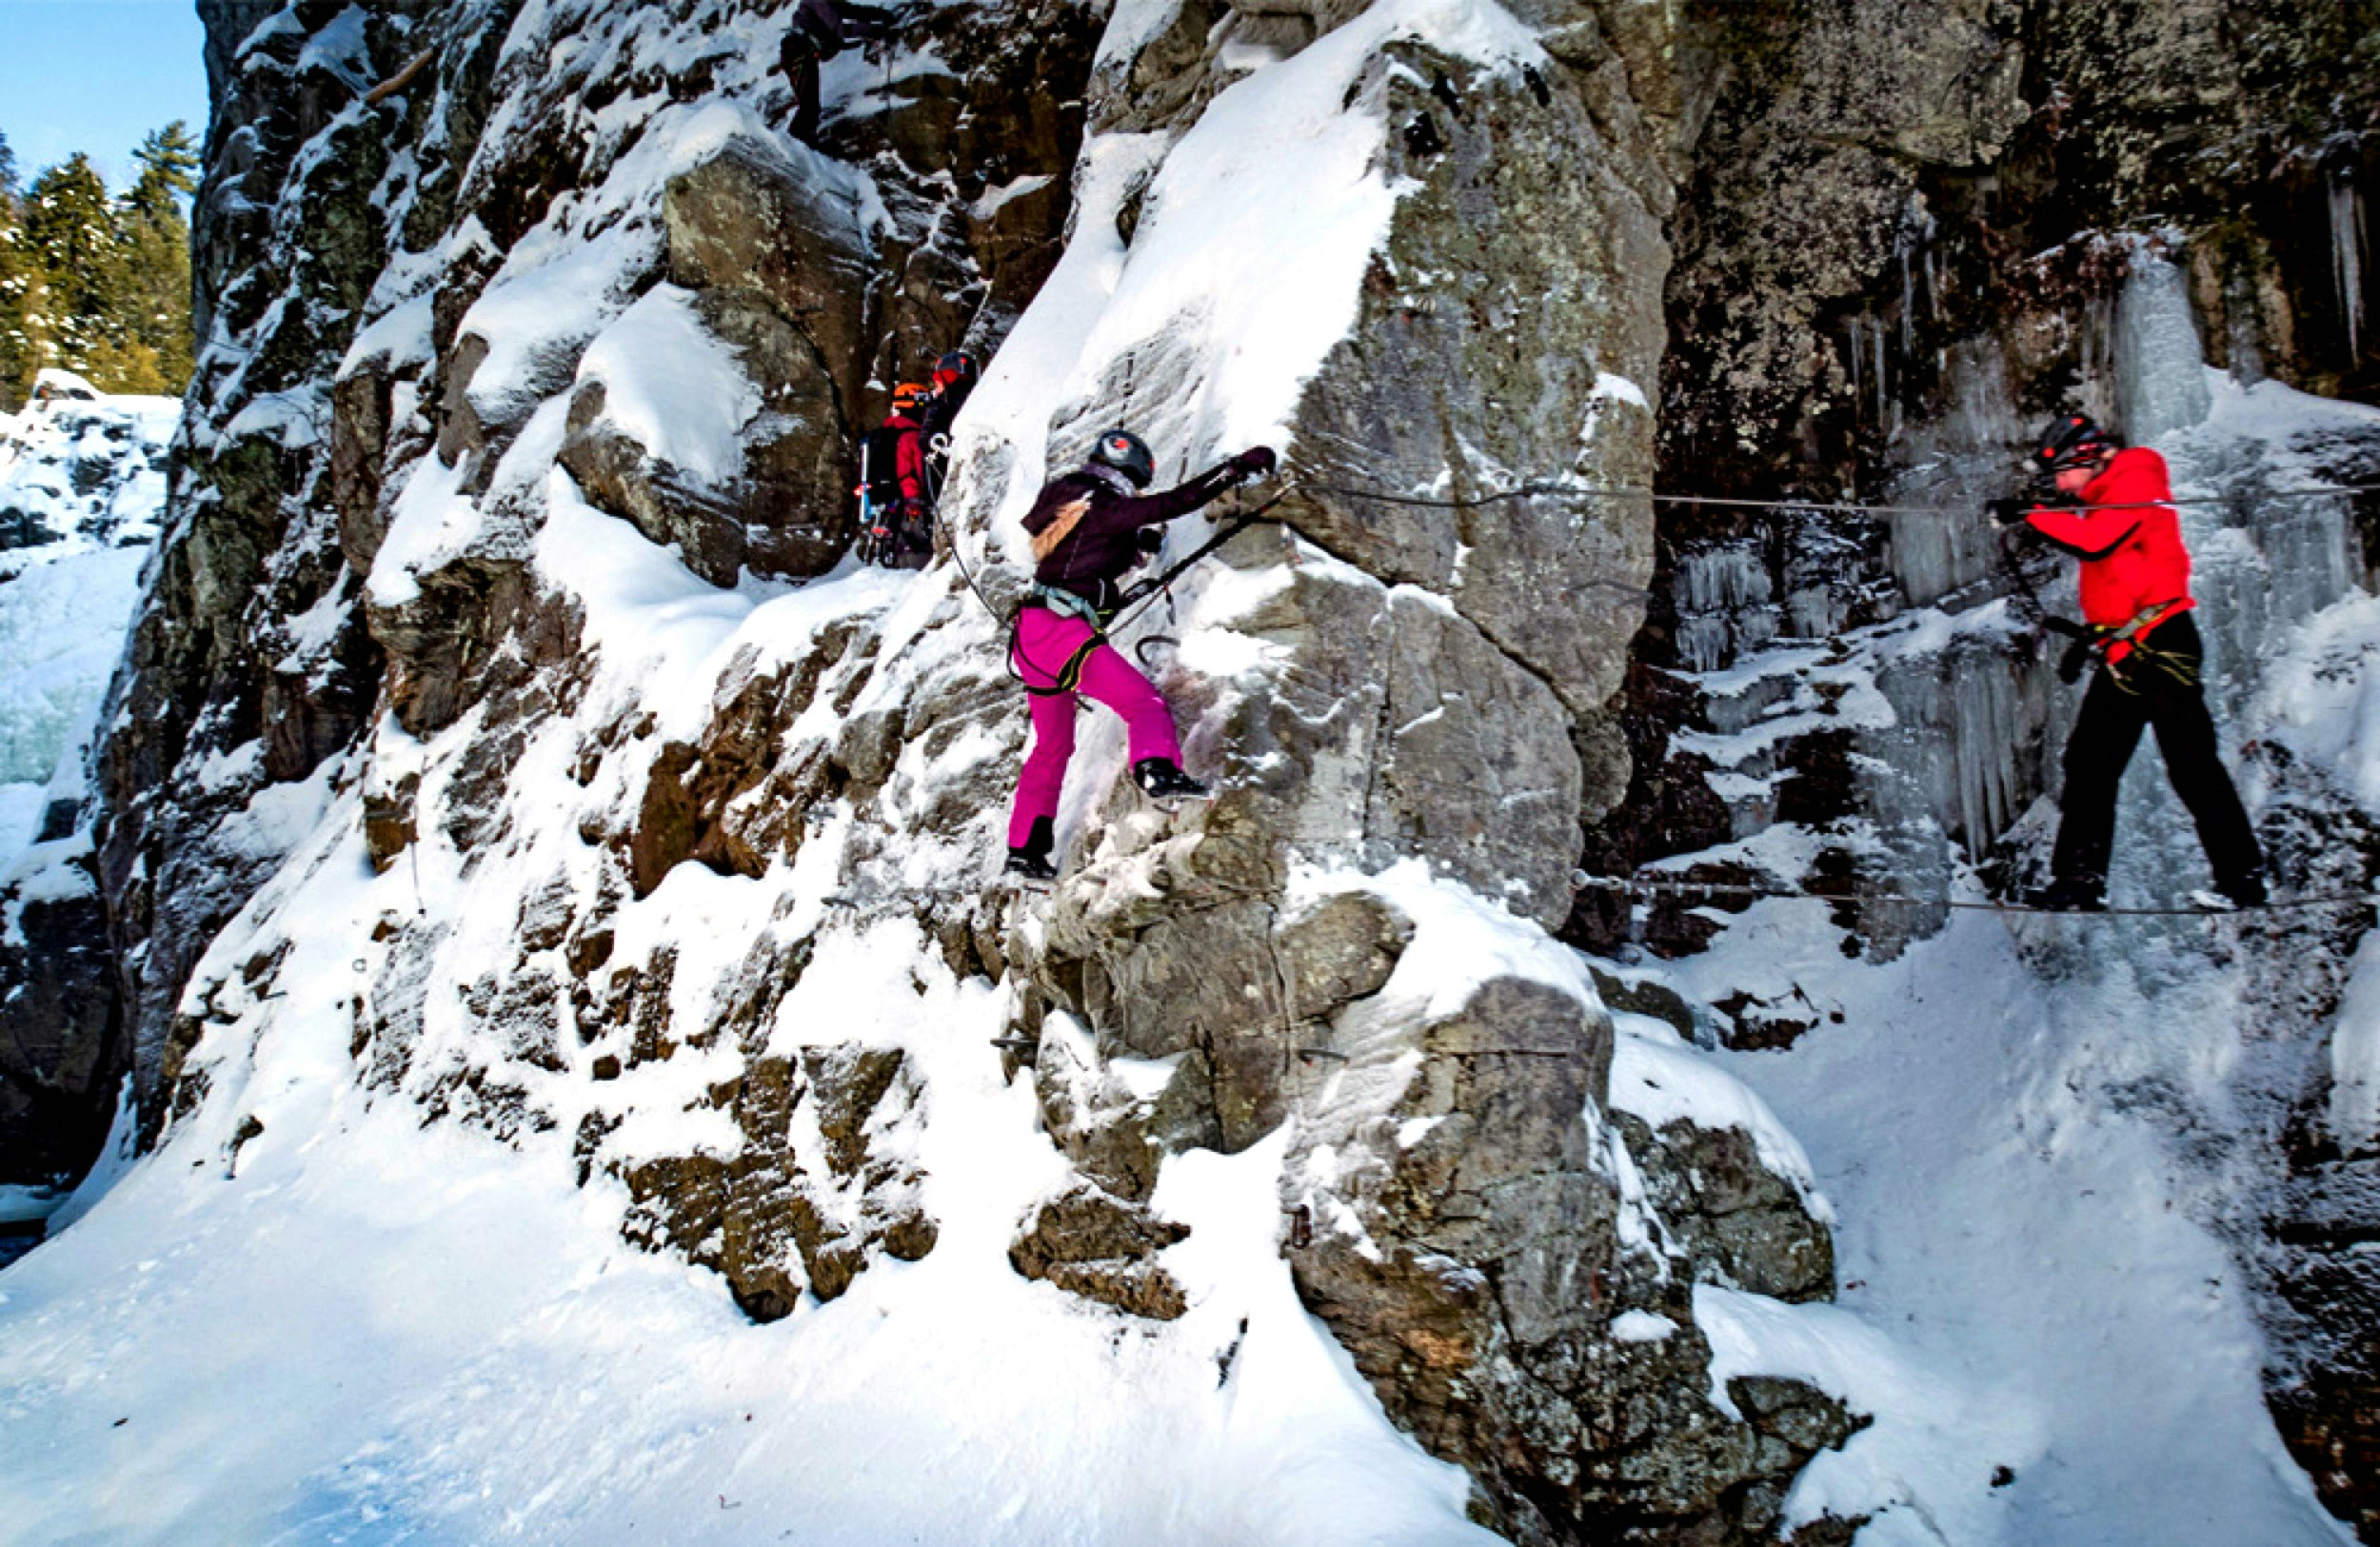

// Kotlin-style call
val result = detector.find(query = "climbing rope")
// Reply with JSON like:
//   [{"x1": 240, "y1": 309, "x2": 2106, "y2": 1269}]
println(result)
[
  {"x1": 1570, "y1": 871, "x2": 2378, "y2": 920},
  {"x1": 922, "y1": 455, "x2": 2378, "y2": 704},
  {"x1": 1296, "y1": 475, "x2": 2380, "y2": 522}
]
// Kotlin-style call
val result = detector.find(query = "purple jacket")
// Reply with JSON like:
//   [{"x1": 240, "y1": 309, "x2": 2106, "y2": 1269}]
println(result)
[
  {"x1": 1022, "y1": 462, "x2": 1241, "y2": 612},
  {"x1": 785, "y1": 0, "x2": 890, "y2": 58}
]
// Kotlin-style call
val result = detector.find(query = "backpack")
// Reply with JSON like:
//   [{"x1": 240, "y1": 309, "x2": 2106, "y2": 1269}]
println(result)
[
  {"x1": 858, "y1": 424, "x2": 908, "y2": 512},
  {"x1": 856, "y1": 424, "x2": 932, "y2": 566}
]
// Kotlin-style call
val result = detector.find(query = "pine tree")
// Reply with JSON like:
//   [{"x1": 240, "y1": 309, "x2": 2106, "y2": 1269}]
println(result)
[
  {"x1": 117, "y1": 124, "x2": 199, "y2": 392},
  {"x1": 0, "y1": 132, "x2": 25, "y2": 408},
  {"x1": 0, "y1": 192, "x2": 30, "y2": 412},
  {"x1": 19, "y1": 155, "x2": 131, "y2": 391},
  {"x1": 127, "y1": 122, "x2": 198, "y2": 224}
]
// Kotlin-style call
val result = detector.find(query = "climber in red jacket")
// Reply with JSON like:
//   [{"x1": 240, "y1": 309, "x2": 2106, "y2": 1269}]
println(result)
[
  {"x1": 1003, "y1": 429, "x2": 1276, "y2": 881},
  {"x1": 1992, "y1": 413, "x2": 2267, "y2": 910},
  {"x1": 857, "y1": 384, "x2": 932, "y2": 567}
]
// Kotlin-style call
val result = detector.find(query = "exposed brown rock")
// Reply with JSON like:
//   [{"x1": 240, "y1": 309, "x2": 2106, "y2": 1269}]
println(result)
[{"x1": 1009, "y1": 1182, "x2": 1192, "y2": 1321}]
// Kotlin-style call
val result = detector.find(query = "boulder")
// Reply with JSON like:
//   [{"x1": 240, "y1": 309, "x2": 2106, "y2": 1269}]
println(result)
[
  {"x1": 663, "y1": 136, "x2": 876, "y2": 422},
  {"x1": 1009, "y1": 1182, "x2": 1192, "y2": 1320}
]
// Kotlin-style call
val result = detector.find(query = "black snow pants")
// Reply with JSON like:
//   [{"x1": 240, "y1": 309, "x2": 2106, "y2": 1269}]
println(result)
[
  {"x1": 2050, "y1": 612, "x2": 2264, "y2": 891},
  {"x1": 785, "y1": 46, "x2": 823, "y2": 145}
]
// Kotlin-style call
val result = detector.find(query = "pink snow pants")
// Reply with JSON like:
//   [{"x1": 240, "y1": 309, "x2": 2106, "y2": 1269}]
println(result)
[{"x1": 1007, "y1": 606, "x2": 1181, "y2": 848}]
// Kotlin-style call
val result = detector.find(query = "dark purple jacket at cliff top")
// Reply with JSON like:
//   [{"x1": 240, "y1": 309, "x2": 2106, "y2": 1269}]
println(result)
[
  {"x1": 786, "y1": 0, "x2": 890, "y2": 55},
  {"x1": 1022, "y1": 461, "x2": 1241, "y2": 612}
]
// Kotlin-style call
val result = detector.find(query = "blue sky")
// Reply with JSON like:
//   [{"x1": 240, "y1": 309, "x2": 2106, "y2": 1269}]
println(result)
[{"x1": 1, "y1": 0, "x2": 210, "y2": 192}]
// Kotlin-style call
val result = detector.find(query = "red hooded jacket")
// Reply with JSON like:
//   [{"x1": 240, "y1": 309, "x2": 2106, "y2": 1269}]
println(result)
[
  {"x1": 2023, "y1": 446, "x2": 2195, "y2": 657},
  {"x1": 883, "y1": 411, "x2": 927, "y2": 506}
]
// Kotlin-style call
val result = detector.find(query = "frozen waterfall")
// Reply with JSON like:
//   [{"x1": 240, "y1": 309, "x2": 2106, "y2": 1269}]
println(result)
[{"x1": 2114, "y1": 255, "x2": 2212, "y2": 446}]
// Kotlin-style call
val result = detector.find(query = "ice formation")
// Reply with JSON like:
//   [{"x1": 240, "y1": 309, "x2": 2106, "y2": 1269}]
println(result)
[{"x1": 0, "y1": 374, "x2": 172, "y2": 860}]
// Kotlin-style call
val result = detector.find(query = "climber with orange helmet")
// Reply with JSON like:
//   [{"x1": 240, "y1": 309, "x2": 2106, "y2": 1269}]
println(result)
[
  {"x1": 1003, "y1": 429, "x2": 1277, "y2": 881},
  {"x1": 1991, "y1": 412, "x2": 2267, "y2": 910}
]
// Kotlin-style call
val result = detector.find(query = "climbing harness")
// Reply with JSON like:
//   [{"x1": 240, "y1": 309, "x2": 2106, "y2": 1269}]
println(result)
[
  {"x1": 2093, "y1": 599, "x2": 2198, "y2": 691},
  {"x1": 1569, "y1": 870, "x2": 2376, "y2": 920},
  {"x1": 1012, "y1": 585, "x2": 1109, "y2": 698}
]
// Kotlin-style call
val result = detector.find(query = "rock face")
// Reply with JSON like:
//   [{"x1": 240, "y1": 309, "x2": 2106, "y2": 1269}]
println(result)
[
  {"x1": 44, "y1": 0, "x2": 2380, "y2": 1542},
  {"x1": 0, "y1": 865, "x2": 117, "y2": 1185}
]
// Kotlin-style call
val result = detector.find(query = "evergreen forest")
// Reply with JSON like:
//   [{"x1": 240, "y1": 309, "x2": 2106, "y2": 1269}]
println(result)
[{"x1": 0, "y1": 123, "x2": 198, "y2": 409}]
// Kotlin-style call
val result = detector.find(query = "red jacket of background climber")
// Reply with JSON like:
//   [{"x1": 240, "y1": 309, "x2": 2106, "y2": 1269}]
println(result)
[
  {"x1": 884, "y1": 411, "x2": 927, "y2": 506},
  {"x1": 2023, "y1": 446, "x2": 2195, "y2": 649}
]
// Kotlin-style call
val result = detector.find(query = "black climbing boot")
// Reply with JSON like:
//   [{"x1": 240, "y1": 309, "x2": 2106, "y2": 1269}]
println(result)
[
  {"x1": 1005, "y1": 817, "x2": 1057, "y2": 883},
  {"x1": 1005, "y1": 849, "x2": 1057, "y2": 883},
  {"x1": 2024, "y1": 873, "x2": 2106, "y2": 912},
  {"x1": 2215, "y1": 867, "x2": 2268, "y2": 909},
  {"x1": 1132, "y1": 758, "x2": 1209, "y2": 804}
]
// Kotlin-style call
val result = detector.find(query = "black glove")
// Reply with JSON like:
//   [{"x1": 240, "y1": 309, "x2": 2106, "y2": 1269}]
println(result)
[
  {"x1": 1987, "y1": 496, "x2": 2029, "y2": 527},
  {"x1": 2057, "y1": 637, "x2": 2095, "y2": 685},
  {"x1": 1231, "y1": 446, "x2": 1278, "y2": 481}
]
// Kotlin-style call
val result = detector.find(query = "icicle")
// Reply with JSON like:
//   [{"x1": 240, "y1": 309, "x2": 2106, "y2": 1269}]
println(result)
[
  {"x1": 1677, "y1": 547, "x2": 1772, "y2": 613},
  {"x1": 1676, "y1": 615, "x2": 1733, "y2": 673},
  {"x1": 1898, "y1": 243, "x2": 1915, "y2": 362},
  {"x1": 1847, "y1": 318, "x2": 1864, "y2": 414},
  {"x1": 2332, "y1": 173, "x2": 2367, "y2": 360},
  {"x1": 1895, "y1": 193, "x2": 1935, "y2": 364},
  {"x1": 1674, "y1": 547, "x2": 1775, "y2": 672},
  {"x1": 1874, "y1": 322, "x2": 1888, "y2": 428}
]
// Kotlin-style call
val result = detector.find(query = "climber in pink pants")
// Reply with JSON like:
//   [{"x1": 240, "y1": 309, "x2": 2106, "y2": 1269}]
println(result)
[
  {"x1": 1009, "y1": 606, "x2": 1183, "y2": 841},
  {"x1": 1003, "y1": 428, "x2": 1278, "y2": 881}
]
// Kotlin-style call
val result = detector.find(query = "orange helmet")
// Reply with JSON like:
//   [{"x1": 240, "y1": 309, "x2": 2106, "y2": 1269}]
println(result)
[{"x1": 891, "y1": 382, "x2": 928, "y2": 414}]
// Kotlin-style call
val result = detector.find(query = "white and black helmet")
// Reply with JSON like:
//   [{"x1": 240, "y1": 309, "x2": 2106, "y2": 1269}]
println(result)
[{"x1": 1088, "y1": 428, "x2": 1155, "y2": 489}]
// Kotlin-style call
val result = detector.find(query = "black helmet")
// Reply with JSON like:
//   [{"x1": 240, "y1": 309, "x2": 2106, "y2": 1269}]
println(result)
[
  {"x1": 934, "y1": 350, "x2": 979, "y2": 386},
  {"x1": 2032, "y1": 412, "x2": 2116, "y2": 472},
  {"x1": 1088, "y1": 428, "x2": 1155, "y2": 488}
]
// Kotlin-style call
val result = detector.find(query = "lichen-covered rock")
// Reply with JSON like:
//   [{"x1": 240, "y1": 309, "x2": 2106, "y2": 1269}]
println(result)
[
  {"x1": 663, "y1": 137, "x2": 877, "y2": 434},
  {"x1": 1616, "y1": 1113, "x2": 1835, "y2": 1304},
  {"x1": 1009, "y1": 1182, "x2": 1193, "y2": 1321},
  {"x1": 1292, "y1": 37, "x2": 1663, "y2": 723},
  {"x1": 622, "y1": 1044, "x2": 937, "y2": 1321}
]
